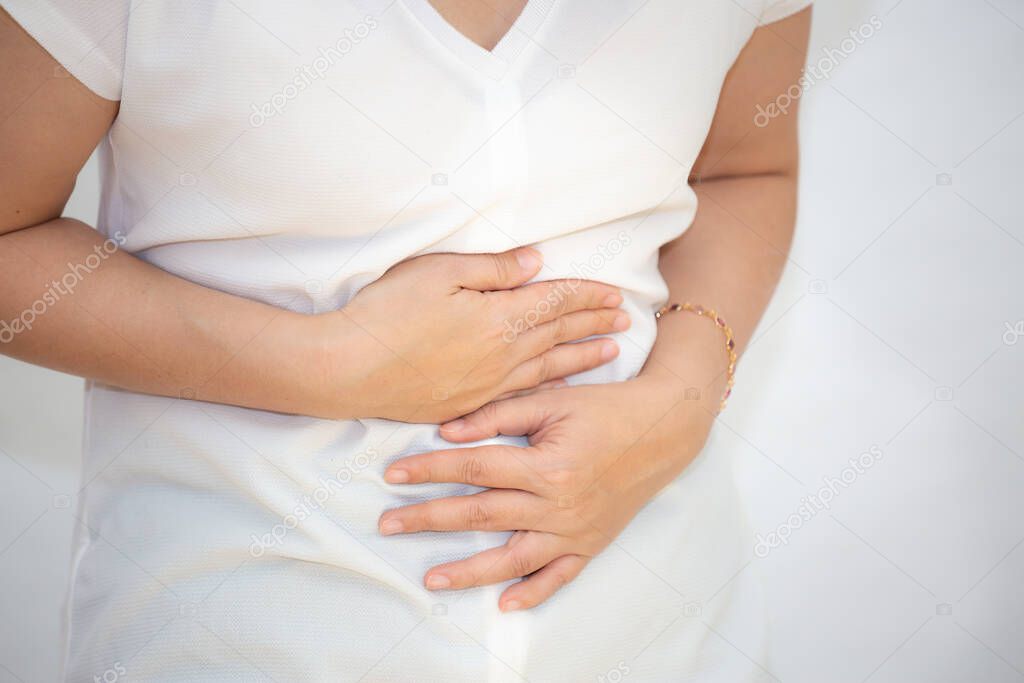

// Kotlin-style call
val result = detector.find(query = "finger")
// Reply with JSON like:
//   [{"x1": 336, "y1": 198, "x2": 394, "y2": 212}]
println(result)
[
  {"x1": 515, "y1": 307, "x2": 630, "y2": 351},
  {"x1": 424, "y1": 531, "x2": 562, "y2": 590},
  {"x1": 378, "y1": 490, "x2": 549, "y2": 535},
  {"x1": 502, "y1": 338, "x2": 619, "y2": 394},
  {"x1": 447, "y1": 248, "x2": 542, "y2": 291},
  {"x1": 499, "y1": 554, "x2": 588, "y2": 611},
  {"x1": 439, "y1": 396, "x2": 549, "y2": 444},
  {"x1": 502, "y1": 279, "x2": 622, "y2": 327},
  {"x1": 492, "y1": 378, "x2": 567, "y2": 402},
  {"x1": 384, "y1": 444, "x2": 539, "y2": 491}
]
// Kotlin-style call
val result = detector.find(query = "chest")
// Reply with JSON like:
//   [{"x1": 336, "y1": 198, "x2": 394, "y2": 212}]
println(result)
[
  {"x1": 426, "y1": 0, "x2": 531, "y2": 51},
  {"x1": 110, "y1": 1, "x2": 761, "y2": 242}
]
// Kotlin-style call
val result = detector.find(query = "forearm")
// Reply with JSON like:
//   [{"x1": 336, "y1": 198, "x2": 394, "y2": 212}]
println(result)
[
  {"x1": 0, "y1": 217, "x2": 347, "y2": 417},
  {"x1": 641, "y1": 172, "x2": 798, "y2": 413}
]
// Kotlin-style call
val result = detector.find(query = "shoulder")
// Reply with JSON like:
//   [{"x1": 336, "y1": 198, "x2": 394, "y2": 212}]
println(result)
[{"x1": 0, "y1": 0, "x2": 132, "y2": 100}]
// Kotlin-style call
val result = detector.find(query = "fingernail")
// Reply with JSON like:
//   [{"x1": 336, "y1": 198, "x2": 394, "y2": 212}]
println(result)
[
  {"x1": 502, "y1": 600, "x2": 522, "y2": 612},
  {"x1": 442, "y1": 419, "x2": 465, "y2": 433},
  {"x1": 613, "y1": 313, "x2": 630, "y2": 331},
  {"x1": 380, "y1": 519, "x2": 404, "y2": 535},
  {"x1": 602, "y1": 293, "x2": 623, "y2": 307},
  {"x1": 426, "y1": 574, "x2": 451, "y2": 590},
  {"x1": 600, "y1": 340, "x2": 619, "y2": 361},
  {"x1": 385, "y1": 468, "x2": 409, "y2": 484},
  {"x1": 516, "y1": 249, "x2": 541, "y2": 272}
]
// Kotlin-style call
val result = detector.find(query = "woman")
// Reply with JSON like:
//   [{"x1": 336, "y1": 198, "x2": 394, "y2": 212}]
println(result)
[{"x1": 0, "y1": 0, "x2": 810, "y2": 680}]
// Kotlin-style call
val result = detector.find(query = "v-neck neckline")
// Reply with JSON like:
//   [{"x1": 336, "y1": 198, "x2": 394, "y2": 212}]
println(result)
[{"x1": 401, "y1": 0, "x2": 555, "y2": 80}]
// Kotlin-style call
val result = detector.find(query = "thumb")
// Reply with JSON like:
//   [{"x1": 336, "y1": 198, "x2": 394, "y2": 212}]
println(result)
[
  {"x1": 439, "y1": 396, "x2": 548, "y2": 443},
  {"x1": 450, "y1": 247, "x2": 542, "y2": 291}
]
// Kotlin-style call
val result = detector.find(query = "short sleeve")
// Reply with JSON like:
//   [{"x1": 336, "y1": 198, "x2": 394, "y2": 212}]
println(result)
[
  {"x1": 1, "y1": 0, "x2": 131, "y2": 100},
  {"x1": 760, "y1": 0, "x2": 813, "y2": 24}
]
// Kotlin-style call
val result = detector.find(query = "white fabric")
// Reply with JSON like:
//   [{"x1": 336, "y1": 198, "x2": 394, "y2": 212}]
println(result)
[
  {"x1": 2, "y1": 0, "x2": 131, "y2": 101},
  {"x1": 4, "y1": 0, "x2": 810, "y2": 680},
  {"x1": 762, "y1": 0, "x2": 814, "y2": 25}
]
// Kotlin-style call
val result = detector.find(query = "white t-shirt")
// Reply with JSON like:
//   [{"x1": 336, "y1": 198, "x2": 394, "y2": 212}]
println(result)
[{"x1": 4, "y1": 0, "x2": 811, "y2": 680}]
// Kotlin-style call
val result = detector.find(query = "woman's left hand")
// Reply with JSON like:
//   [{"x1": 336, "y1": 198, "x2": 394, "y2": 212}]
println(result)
[{"x1": 378, "y1": 375, "x2": 715, "y2": 611}]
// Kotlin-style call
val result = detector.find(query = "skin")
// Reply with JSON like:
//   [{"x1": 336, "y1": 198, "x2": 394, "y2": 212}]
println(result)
[
  {"x1": 380, "y1": 4, "x2": 812, "y2": 610},
  {"x1": 428, "y1": 0, "x2": 531, "y2": 51},
  {"x1": 0, "y1": 7, "x2": 628, "y2": 424}
]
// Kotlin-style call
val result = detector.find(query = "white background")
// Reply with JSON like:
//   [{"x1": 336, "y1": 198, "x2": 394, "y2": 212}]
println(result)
[{"x1": 2, "y1": 0, "x2": 1023, "y2": 680}]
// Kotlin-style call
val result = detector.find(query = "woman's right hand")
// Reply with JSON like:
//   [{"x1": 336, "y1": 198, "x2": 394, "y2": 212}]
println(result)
[{"x1": 317, "y1": 248, "x2": 630, "y2": 423}]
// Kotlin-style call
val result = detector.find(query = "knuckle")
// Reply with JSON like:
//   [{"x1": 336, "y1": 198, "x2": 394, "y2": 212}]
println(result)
[
  {"x1": 550, "y1": 315, "x2": 569, "y2": 344},
  {"x1": 552, "y1": 572, "x2": 571, "y2": 589},
  {"x1": 490, "y1": 253, "x2": 512, "y2": 284},
  {"x1": 458, "y1": 456, "x2": 487, "y2": 485},
  {"x1": 554, "y1": 284, "x2": 572, "y2": 314},
  {"x1": 466, "y1": 500, "x2": 491, "y2": 526},
  {"x1": 510, "y1": 551, "x2": 535, "y2": 577},
  {"x1": 543, "y1": 467, "x2": 576, "y2": 493},
  {"x1": 478, "y1": 401, "x2": 501, "y2": 423},
  {"x1": 570, "y1": 281, "x2": 593, "y2": 305},
  {"x1": 533, "y1": 354, "x2": 551, "y2": 384}
]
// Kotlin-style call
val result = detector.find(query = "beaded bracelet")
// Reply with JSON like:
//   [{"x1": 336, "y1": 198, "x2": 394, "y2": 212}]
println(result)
[{"x1": 655, "y1": 302, "x2": 737, "y2": 413}]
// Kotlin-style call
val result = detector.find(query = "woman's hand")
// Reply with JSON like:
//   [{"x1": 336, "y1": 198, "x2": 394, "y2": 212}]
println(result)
[
  {"x1": 317, "y1": 247, "x2": 630, "y2": 423},
  {"x1": 377, "y1": 374, "x2": 715, "y2": 610}
]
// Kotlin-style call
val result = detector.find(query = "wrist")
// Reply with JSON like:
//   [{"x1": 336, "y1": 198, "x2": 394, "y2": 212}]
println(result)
[
  {"x1": 639, "y1": 308, "x2": 732, "y2": 417},
  {"x1": 629, "y1": 372, "x2": 716, "y2": 472},
  {"x1": 304, "y1": 311, "x2": 366, "y2": 421}
]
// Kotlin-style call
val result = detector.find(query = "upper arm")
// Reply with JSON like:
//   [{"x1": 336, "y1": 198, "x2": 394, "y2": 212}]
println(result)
[
  {"x1": 0, "y1": 7, "x2": 117, "y2": 235},
  {"x1": 691, "y1": 7, "x2": 812, "y2": 182}
]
